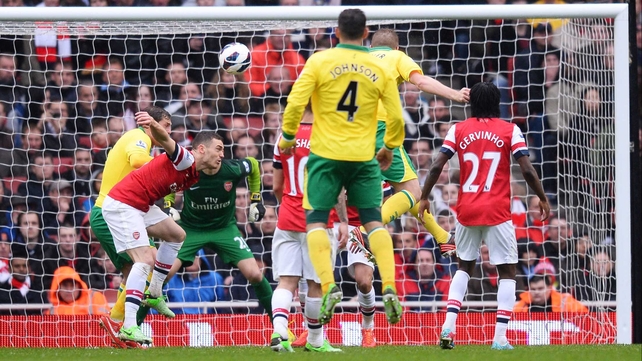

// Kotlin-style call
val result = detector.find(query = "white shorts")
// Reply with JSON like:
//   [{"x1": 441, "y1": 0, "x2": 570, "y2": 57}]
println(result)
[
  {"x1": 102, "y1": 196, "x2": 168, "y2": 254},
  {"x1": 455, "y1": 220, "x2": 518, "y2": 265},
  {"x1": 272, "y1": 227, "x2": 338, "y2": 283},
  {"x1": 334, "y1": 225, "x2": 375, "y2": 278}
]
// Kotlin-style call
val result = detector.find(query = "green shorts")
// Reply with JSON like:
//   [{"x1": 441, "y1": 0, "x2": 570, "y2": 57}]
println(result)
[
  {"x1": 177, "y1": 221, "x2": 253, "y2": 267},
  {"x1": 90, "y1": 206, "x2": 133, "y2": 271},
  {"x1": 376, "y1": 121, "x2": 418, "y2": 183},
  {"x1": 303, "y1": 152, "x2": 382, "y2": 211}
]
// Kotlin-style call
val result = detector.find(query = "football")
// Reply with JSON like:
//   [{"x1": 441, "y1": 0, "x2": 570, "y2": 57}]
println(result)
[{"x1": 218, "y1": 42, "x2": 251, "y2": 75}]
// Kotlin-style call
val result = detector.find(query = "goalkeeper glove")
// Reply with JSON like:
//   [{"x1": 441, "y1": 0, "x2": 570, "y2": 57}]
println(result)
[
  {"x1": 164, "y1": 196, "x2": 181, "y2": 222},
  {"x1": 248, "y1": 192, "x2": 266, "y2": 222}
]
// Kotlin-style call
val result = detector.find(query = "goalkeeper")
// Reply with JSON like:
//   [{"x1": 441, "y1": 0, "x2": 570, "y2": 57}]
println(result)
[
  {"x1": 164, "y1": 156, "x2": 274, "y2": 321},
  {"x1": 366, "y1": 28, "x2": 469, "y2": 256}
]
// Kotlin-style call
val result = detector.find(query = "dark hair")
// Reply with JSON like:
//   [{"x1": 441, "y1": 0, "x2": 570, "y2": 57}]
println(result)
[
  {"x1": 469, "y1": 81, "x2": 501, "y2": 119},
  {"x1": 529, "y1": 274, "x2": 551, "y2": 286},
  {"x1": 10, "y1": 243, "x2": 29, "y2": 260},
  {"x1": 517, "y1": 241, "x2": 542, "y2": 259},
  {"x1": 144, "y1": 106, "x2": 171, "y2": 123},
  {"x1": 371, "y1": 28, "x2": 399, "y2": 49},
  {"x1": 192, "y1": 130, "x2": 223, "y2": 149},
  {"x1": 338, "y1": 8, "x2": 367, "y2": 41}
]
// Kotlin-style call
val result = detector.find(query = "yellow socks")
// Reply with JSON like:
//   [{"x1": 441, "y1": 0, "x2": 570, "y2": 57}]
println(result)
[
  {"x1": 410, "y1": 204, "x2": 450, "y2": 244},
  {"x1": 110, "y1": 283, "x2": 126, "y2": 322},
  {"x1": 368, "y1": 227, "x2": 396, "y2": 291},
  {"x1": 381, "y1": 190, "x2": 415, "y2": 225},
  {"x1": 307, "y1": 228, "x2": 335, "y2": 293}
]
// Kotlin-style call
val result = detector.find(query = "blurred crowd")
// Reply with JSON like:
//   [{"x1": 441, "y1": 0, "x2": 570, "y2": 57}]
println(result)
[{"x1": 0, "y1": 0, "x2": 640, "y2": 316}]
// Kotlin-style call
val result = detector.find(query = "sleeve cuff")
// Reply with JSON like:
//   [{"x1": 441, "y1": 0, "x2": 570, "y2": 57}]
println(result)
[
  {"x1": 282, "y1": 132, "x2": 295, "y2": 141},
  {"x1": 384, "y1": 144, "x2": 395, "y2": 151}
]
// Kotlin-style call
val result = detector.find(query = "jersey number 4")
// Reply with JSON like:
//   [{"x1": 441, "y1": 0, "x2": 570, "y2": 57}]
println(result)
[
  {"x1": 462, "y1": 151, "x2": 501, "y2": 193},
  {"x1": 337, "y1": 81, "x2": 359, "y2": 121}
]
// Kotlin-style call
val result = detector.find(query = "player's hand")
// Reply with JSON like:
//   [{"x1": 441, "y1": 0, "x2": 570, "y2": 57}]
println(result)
[
  {"x1": 539, "y1": 198, "x2": 551, "y2": 222},
  {"x1": 278, "y1": 136, "x2": 296, "y2": 156},
  {"x1": 376, "y1": 147, "x2": 393, "y2": 171},
  {"x1": 168, "y1": 207, "x2": 181, "y2": 221},
  {"x1": 455, "y1": 87, "x2": 470, "y2": 103},
  {"x1": 337, "y1": 222, "x2": 349, "y2": 249},
  {"x1": 248, "y1": 192, "x2": 265, "y2": 222},
  {"x1": 135, "y1": 111, "x2": 154, "y2": 128},
  {"x1": 417, "y1": 199, "x2": 431, "y2": 223}
]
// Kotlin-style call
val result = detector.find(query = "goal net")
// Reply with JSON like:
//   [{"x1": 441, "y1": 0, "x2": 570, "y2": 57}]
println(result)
[{"x1": 0, "y1": 4, "x2": 631, "y2": 347}]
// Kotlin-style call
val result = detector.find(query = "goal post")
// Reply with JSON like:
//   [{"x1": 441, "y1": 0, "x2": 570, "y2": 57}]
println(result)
[{"x1": 0, "y1": 3, "x2": 633, "y2": 346}]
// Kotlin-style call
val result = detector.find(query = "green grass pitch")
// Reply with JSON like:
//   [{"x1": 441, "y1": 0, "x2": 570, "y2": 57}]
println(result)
[{"x1": 3, "y1": 345, "x2": 641, "y2": 361}]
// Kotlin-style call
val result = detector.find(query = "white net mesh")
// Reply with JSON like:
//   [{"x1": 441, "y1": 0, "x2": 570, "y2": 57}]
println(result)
[{"x1": 0, "y1": 10, "x2": 620, "y2": 347}]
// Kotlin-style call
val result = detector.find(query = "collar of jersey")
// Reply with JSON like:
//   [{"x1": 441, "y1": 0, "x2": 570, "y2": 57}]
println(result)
[
  {"x1": 370, "y1": 46, "x2": 392, "y2": 52},
  {"x1": 336, "y1": 43, "x2": 369, "y2": 52}
]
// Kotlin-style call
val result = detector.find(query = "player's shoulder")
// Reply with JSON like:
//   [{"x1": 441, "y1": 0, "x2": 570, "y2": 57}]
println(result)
[{"x1": 120, "y1": 128, "x2": 151, "y2": 148}]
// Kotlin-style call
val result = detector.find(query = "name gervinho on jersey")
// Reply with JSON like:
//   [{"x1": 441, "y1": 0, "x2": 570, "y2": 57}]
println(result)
[
  {"x1": 459, "y1": 131, "x2": 505, "y2": 150},
  {"x1": 329, "y1": 63, "x2": 379, "y2": 82}
]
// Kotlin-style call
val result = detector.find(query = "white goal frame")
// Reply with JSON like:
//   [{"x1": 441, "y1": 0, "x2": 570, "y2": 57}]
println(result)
[{"x1": 0, "y1": 3, "x2": 631, "y2": 345}]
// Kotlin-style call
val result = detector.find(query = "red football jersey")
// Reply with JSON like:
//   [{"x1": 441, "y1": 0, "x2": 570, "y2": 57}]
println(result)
[
  {"x1": 274, "y1": 124, "x2": 312, "y2": 233},
  {"x1": 441, "y1": 118, "x2": 528, "y2": 226},
  {"x1": 108, "y1": 145, "x2": 199, "y2": 212}
]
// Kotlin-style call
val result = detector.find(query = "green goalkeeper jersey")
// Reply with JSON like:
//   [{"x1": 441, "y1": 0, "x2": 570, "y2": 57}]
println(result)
[{"x1": 180, "y1": 158, "x2": 259, "y2": 230}]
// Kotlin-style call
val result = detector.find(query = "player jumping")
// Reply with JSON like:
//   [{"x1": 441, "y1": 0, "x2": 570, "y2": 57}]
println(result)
[{"x1": 101, "y1": 114, "x2": 225, "y2": 345}]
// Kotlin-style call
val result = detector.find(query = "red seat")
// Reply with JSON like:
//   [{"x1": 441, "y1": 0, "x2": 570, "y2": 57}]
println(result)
[
  {"x1": 3, "y1": 176, "x2": 27, "y2": 195},
  {"x1": 78, "y1": 136, "x2": 91, "y2": 148},
  {"x1": 53, "y1": 157, "x2": 74, "y2": 174}
]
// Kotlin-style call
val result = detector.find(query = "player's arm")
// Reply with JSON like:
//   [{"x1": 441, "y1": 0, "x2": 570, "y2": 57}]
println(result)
[
  {"x1": 135, "y1": 111, "x2": 177, "y2": 157},
  {"x1": 517, "y1": 154, "x2": 550, "y2": 221},
  {"x1": 334, "y1": 189, "x2": 349, "y2": 248},
  {"x1": 420, "y1": 151, "x2": 449, "y2": 202},
  {"x1": 241, "y1": 157, "x2": 266, "y2": 222},
  {"x1": 408, "y1": 71, "x2": 469, "y2": 103},
  {"x1": 124, "y1": 138, "x2": 153, "y2": 169},
  {"x1": 272, "y1": 140, "x2": 284, "y2": 202},
  {"x1": 280, "y1": 61, "x2": 316, "y2": 152}
]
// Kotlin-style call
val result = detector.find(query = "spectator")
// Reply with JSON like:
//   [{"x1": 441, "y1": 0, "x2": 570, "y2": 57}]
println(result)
[
  {"x1": 41, "y1": 179, "x2": 86, "y2": 234},
  {"x1": 440, "y1": 183, "x2": 458, "y2": 212},
  {"x1": 46, "y1": 61, "x2": 76, "y2": 104},
  {"x1": 573, "y1": 247, "x2": 616, "y2": 307},
  {"x1": 123, "y1": 85, "x2": 154, "y2": 130},
  {"x1": 92, "y1": 248, "x2": 121, "y2": 290},
  {"x1": 260, "y1": 66, "x2": 293, "y2": 109},
  {"x1": 0, "y1": 124, "x2": 44, "y2": 179},
  {"x1": 81, "y1": 168, "x2": 103, "y2": 212},
  {"x1": 106, "y1": 116, "x2": 125, "y2": 146},
  {"x1": 512, "y1": 194, "x2": 548, "y2": 244},
  {"x1": 259, "y1": 103, "x2": 281, "y2": 160},
  {"x1": 46, "y1": 266, "x2": 109, "y2": 315},
  {"x1": 515, "y1": 241, "x2": 550, "y2": 294},
  {"x1": 166, "y1": 250, "x2": 225, "y2": 314},
  {"x1": 0, "y1": 244, "x2": 46, "y2": 315},
  {"x1": 293, "y1": 26, "x2": 333, "y2": 59},
  {"x1": 0, "y1": 55, "x2": 24, "y2": 109},
  {"x1": 541, "y1": 216, "x2": 570, "y2": 279},
  {"x1": 401, "y1": 82, "x2": 432, "y2": 148},
  {"x1": 74, "y1": 81, "x2": 103, "y2": 135},
  {"x1": 40, "y1": 100, "x2": 77, "y2": 158},
  {"x1": 11, "y1": 211, "x2": 52, "y2": 292},
  {"x1": 98, "y1": 57, "x2": 130, "y2": 117},
  {"x1": 563, "y1": 232, "x2": 592, "y2": 273},
  {"x1": 466, "y1": 244, "x2": 499, "y2": 303},
  {"x1": 0, "y1": 182, "x2": 10, "y2": 242},
  {"x1": 407, "y1": 139, "x2": 432, "y2": 185},
  {"x1": 170, "y1": 124, "x2": 192, "y2": 148},
  {"x1": 394, "y1": 231, "x2": 418, "y2": 286},
  {"x1": 155, "y1": 61, "x2": 188, "y2": 108},
  {"x1": 17, "y1": 152, "x2": 58, "y2": 206},
  {"x1": 167, "y1": 82, "x2": 203, "y2": 125},
  {"x1": 401, "y1": 248, "x2": 450, "y2": 311},
  {"x1": 233, "y1": 135, "x2": 259, "y2": 159},
  {"x1": 260, "y1": 160, "x2": 276, "y2": 205},
  {"x1": 513, "y1": 274, "x2": 588, "y2": 313},
  {"x1": 207, "y1": 68, "x2": 250, "y2": 116},
  {"x1": 183, "y1": 100, "x2": 225, "y2": 138},
  {"x1": 173, "y1": 34, "x2": 219, "y2": 85},
  {"x1": 0, "y1": 102, "x2": 12, "y2": 150},
  {"x1": 61, "y1": 147, "x2": 93, "y2": 197},
  {"x1": 90, "y1": 119, "x2": 109, "y2": 167},
  {"x1": 247, "y1": 29, "x2": 305, "y2": 98},
  {"x1": 41, "y1": 223, "x2": 89, "y2": 288},
  {"x1": 428, "y1": 97, "x2": 451, "y2": 123},
  {"x1": 432, "y1": 120, "x2": 451, "y2": 149}
]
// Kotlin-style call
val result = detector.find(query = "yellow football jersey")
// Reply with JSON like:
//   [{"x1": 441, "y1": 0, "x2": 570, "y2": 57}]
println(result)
[
  {"x1": 282, "y1": 43, "x2": 405, "y2": 162},
  {"x1": 370, "y1": 47, "x2": 423, "y2": 123},
  {"x1": 95, "y1": 128, "x2": 153, "y2": 208}
]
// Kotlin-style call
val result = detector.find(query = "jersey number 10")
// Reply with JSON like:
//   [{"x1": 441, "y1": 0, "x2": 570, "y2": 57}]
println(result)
[{"x1": 286, "y1": 156, "x2": 309, "y2": 196}]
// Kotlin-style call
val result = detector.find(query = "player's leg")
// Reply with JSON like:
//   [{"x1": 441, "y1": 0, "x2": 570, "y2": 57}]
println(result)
[
  {"x1": 347, "y1": 158, "x2": 402, "y2": 324},
  {"x1": 303, "y1": 154, "x2": 343, "y2": 323},
  {"x1": 143, "y1": 205, "x2": 186, "y2": 317},
  {"x1": 440, "y1": 223, "x2": 482, "y2": 350},
  {"x1": 90, "y1": 206, "x2": 138, "y2": 348},
  {"x1": 352, "y1": 261, "x2": 376, "y2": 347},
  {"x1": 101, "y1": 197, "x2": 154, "y2": 345},
  {"x1": 488, "y1": 221, "x2": 518, "y2": 350},
  {"x1": 291, "y1": 278, "x2": 309, "y2": 347},
  {"x1": 270, "y1": 227, "x2": 305, "y2": 352},
  {"x1": 302, "y1": 279, "x2": 342, "y2": 352}
]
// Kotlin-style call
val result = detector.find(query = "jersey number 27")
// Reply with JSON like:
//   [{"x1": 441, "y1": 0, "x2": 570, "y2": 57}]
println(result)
[{"x1": 462, "y1": 151, "x2": 501, "y2": 193}]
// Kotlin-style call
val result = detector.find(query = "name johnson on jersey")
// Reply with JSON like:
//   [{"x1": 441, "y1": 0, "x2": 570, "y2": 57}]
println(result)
[{"x1": 329, "y1": 63, "x2": 379, "y2": 82}]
